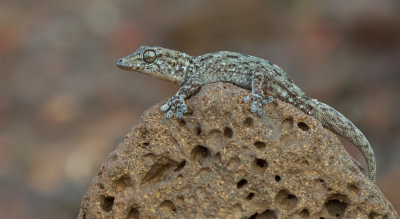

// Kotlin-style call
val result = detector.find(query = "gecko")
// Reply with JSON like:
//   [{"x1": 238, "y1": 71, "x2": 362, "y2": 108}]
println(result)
[{"x1": 117, "y1": 46, "x2": 376, "y2": 182}]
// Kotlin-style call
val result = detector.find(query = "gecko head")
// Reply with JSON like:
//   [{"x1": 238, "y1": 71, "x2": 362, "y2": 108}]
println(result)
[{"x1": 117, "y1": 46, "x2": 193, "y2": 84}]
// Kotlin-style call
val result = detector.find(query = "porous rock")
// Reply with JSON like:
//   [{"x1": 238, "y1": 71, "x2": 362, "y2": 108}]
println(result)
[{"x1": 78, "y1": 82, "x2": 398, "y2": 219}]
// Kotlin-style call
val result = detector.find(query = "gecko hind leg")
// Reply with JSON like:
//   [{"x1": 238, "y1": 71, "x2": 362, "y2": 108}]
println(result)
[
  {"x1": 244, "y1": 93, "x2": 273, "y2": 116},
  {"x1": 243, "y1": 66, "x2": 273, "y2": 116}
]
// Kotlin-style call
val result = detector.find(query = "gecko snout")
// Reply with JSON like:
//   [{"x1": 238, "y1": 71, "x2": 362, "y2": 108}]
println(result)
[
  {"x1": 116, "y1": 58, "x2": 127, "y2": 69},
  {"x1": 117, "y1": 57, "x2": 136, "y2": 70}
]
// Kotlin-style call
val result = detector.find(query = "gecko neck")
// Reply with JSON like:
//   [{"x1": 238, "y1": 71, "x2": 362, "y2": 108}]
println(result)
[{"x1": 152, "y1": 51, "x2": 195, "y2": 84}]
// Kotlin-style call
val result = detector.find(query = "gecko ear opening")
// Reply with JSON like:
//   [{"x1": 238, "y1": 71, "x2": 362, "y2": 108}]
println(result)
[{"x1": 142, "y1": 49, "x2": 157, "y2": 63}]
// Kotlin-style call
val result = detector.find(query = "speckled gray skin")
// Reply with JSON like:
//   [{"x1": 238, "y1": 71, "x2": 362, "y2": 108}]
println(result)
[{"x1": 117, "y1": 46, "x2": 376, "y2": 182}]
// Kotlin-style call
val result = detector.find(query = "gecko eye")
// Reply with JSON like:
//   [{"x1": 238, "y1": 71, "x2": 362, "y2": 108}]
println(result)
[{"x1": 142, "y1": 49, "x2": 156, "y2": 63}]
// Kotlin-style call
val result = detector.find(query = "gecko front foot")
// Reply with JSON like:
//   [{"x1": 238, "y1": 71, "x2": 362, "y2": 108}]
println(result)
[
  {"x1": 243, "y1": 92, "x2": 273, "y2": 116},
  {"x1": 161, "y1": 95, "x2": 188, "y2": 119}
]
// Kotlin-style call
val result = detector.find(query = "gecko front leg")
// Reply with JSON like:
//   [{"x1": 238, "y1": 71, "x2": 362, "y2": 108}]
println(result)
[
  {"x1": 243, "y1": 66, "x2": 273, "y2": 116},
  {"x1": 161, "y1": 75, "x2": 202, "y2": 118}
]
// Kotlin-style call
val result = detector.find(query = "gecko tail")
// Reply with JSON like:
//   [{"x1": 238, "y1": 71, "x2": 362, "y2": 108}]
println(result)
[{"x1": 307, "y1": 100, "x2": 376, "y2": 182}]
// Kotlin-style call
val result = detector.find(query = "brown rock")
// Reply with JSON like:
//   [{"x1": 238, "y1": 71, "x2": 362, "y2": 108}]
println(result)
[{"x1": 78, "y1": 82, "x2": 398, "y2": 219}]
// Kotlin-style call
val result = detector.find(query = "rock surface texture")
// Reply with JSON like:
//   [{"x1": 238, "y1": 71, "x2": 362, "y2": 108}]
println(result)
[{"x1": 78, "y1": 83, "x2": 398, "y2": 219}]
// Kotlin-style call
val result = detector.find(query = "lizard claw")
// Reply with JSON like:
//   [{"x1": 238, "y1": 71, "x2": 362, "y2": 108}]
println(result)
[
  {"x1": 161, "y1": 95, "x2": 187, "y2": 119},
  {"x1": 243, "y1": 95, "x2": 251, "y2": 103},
  {"x1": 160, "y1": 103, "x2": 169, "y2": 112},
  {"x1": 244, "y1": 93, "x2": 273, "y2": 117}
]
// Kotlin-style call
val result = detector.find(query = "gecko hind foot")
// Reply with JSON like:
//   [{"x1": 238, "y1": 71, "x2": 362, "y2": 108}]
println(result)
[
  {"x1": 161, "y1": 95, "x2": 188, "y2": 119},
  {"x1": 244, "y1": 93, "x2": 273, "y2": 116}
]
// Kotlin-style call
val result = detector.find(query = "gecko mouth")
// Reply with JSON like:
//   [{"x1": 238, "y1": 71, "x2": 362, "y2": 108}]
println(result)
[{"x1": 116, "y1": 58, "x2": 135, "y2": 70}]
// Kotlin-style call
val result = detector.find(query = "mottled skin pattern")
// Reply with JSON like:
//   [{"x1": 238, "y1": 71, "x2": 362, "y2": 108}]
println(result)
[{"x1": 117, "y1": 46, "x2": 376, "y2": 182}]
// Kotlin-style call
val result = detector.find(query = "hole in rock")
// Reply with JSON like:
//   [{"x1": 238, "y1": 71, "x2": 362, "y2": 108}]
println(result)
[
  {"x1": 215, "y1": 152, "x2": 222, "y2": 163},
  {"x1": 190, "y1": 145, "x2": 210, "y2": 164},
  {"x1": 324, "y1": 196, "x2": 348, "y2": 219},
  {"x1": 253, "y1": 158, "x2": 268, "y2": 173},
  {"x1": 299, "y1": 209, "x2": 310, "y2": 219},
  {"x1": 276, "y1": 190, "x2": 298, "y2": 211},
  {"x1": 348, "y1": 184, "x2": 360, "y2": 196},
  {"x1": 144, "y1": 153, "x2": 156, "y2": 163},
  {"x1": 227, "y1": 157, "x2": 241, "y2": 171},
  {"x1": 249, "y1": 213, "x2": 258, "y2": 219},
  {"x1": 237, "y1": 179, "x2": 248, "y2": 189},
  {"x1": 246, "y1": 192, "x2": 255, "y2": 200},
  {"x1": 141, "y1": 157, "x2": 180, "y2": 184},
  {"x1": 223, "y1": 127, "x2": 233, "y2": 138},
  {"x1": 258, "y1": 209, "x2": 277, "y2": 219},
  {"x1": 174, "y1": 160, "x2": 186, "y2": 172},
  {"x1": 178, "y1": 119, "x2": 186, "y2": 126},
  {"x1": 256, "y1": 159, "x2": 267, "y2": 167},
  {"x1": 195, "y1": 126, "x2": 202, "y2": 136},
  {"x1": 101, "y1": 195, "x2": 114, "y2": 212},
  {"x1": 274, "y1": 175, "x2": 281, "y2": 182},
  {"x1": 127, "y1": 207, "x2": 140, "y2": 219},
  {"x1": 297, "y1": 122, "x2": 310, "y2": 131},
  {"x1": 177, "y1": 196, "x2": 184, "y2": 203},
  {"x1": 141, "y1": 163, "x2": 168, "y2": 184},
  {"x1": 243, "y1": 117, "x2": 254, "y2": 127},
  {"x1": 98, "y1": 166, "x2": 105, "y2": 177},
  {"x1": 115, "y1": 174, "x2": 131, "y2": 191},
  {"x1": 368, "y1": 211, "x2": 378, "y2": 219},
  {"x1": 254, "y1": 141, "x2": 266, "y2": 149},
  {"x1": 159, "y1": 200, "x2": 176, "y2": 213},
  {"x1": 282, "y1": 117, "x2": 294, "y2": 128},
  {"x1": 255, "y1": 159, "x2": 268, "y2": 169}
]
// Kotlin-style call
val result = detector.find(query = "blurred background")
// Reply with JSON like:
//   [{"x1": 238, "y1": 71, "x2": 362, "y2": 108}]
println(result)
[{"x1": 0, "y1": 0, "x2": 399, "y2": 218}]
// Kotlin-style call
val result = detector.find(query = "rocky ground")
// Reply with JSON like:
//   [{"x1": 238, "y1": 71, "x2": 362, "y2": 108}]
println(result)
[{"x1": 79, "y1": 83, "x2": 398, "y2": 219}]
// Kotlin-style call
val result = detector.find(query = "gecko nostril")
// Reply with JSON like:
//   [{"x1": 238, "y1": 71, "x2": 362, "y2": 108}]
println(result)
[{"x1": 117, "y1": 58, "x2": 123, "y2": 64}]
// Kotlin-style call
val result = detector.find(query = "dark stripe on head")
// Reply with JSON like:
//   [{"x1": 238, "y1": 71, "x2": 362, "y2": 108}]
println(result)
[
  {"x1": 226, "y1": 55, "x2": 239, "y2": 59},
  {"x1": 199, "y1": 55, "x2": 214, "y2": 63}
]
